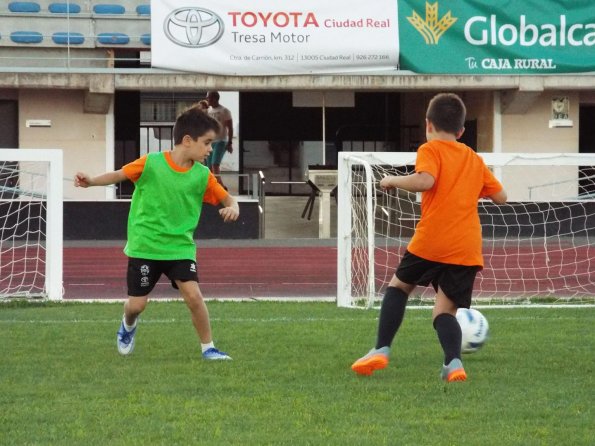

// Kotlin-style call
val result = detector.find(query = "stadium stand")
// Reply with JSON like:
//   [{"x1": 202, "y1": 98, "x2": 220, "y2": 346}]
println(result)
[
  {"x1": 92, "y1": 4, "x2": 125, "y2": 15},
  {"x1": 0, "y1": 0, "x2": 150, "y2": 49},
  {"x1": 97, "y1": 32, "x2": 130, "y2": 45},
  {"x1": 48, "y1": 3, "x2": 82, "y2": 14},
  {"x1": 8, "y1": 2, "x2": 41, "y2": 13},
  {"x1": 135, "y1": 4, "x2": 150, "y2": 15},
  {"x1": 52, "y1": 31, "x2": 85, "y2": 45},
  {"x1": 10, "y1": 31, "x2": 44, "y2": 44}
]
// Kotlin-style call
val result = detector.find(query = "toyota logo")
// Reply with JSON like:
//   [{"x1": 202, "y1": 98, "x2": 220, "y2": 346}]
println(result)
[{"x1": 164, "y1": 7, "x2": 224, "y2": 48}]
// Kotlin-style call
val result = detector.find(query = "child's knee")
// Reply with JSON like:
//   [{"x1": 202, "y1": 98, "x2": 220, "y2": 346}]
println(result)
[
  {"x1": 184, "y1": 292, "x2": 205, "y2": 311},
  {"x1": 126, "y1": 297, "x2": 148, "y2": 314}
]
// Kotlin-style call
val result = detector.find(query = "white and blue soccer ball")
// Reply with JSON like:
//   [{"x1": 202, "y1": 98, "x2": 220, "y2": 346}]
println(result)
[{"x1": 456, "y1": 308, "x2": 489, "y2": 354}]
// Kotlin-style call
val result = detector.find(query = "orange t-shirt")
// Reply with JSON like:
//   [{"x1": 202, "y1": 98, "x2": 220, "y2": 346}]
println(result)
[
  {"x1": 122, "y1": 152, "x2": 228, "y2": 206},
  {"x1": 407, "y1": 140, "x2": 503, "y2": 267}
]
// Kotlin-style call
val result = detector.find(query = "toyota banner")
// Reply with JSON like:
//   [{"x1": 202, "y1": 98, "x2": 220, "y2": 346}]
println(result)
[{"x1": 150, "y1": 0, "x2": 400, "y2": 75}]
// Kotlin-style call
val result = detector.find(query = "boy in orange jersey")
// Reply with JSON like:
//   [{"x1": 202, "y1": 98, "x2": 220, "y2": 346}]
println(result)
[
  {"x1": 75, "y1": 107, "x2": 239, "y2": 360},
  {"x1": 351, "y1": 93, "x2": 507, "y2": 382}
]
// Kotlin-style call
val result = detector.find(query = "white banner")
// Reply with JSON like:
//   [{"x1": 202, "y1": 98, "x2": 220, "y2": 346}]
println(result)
[{"x1": 151, "y1": 0, "x2": 399, "y2": 75}]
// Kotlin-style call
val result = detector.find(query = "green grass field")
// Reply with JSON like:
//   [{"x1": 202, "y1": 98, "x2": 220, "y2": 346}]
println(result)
[{"x1": 1, "y1": 301, "x2": 593, "y2": 445}]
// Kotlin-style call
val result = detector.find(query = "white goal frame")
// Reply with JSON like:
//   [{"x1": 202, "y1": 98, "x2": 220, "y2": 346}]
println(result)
[
  {"x1": 0, "y1": 149, "x2": 63, "y2": 300},
  {"x1": 337, "y1": 151, "x2": 595, "y2": 308}
]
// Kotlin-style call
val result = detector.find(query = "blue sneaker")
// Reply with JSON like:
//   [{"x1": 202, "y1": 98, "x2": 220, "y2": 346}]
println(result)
[
  {"x1": 117, "y1": 320, "x2": 136, "y2": 355},
  {"x1": 441, "y1": 358, "x2": 467, "y2": 382},
  {"x1": 202, "y1": 347, "x2": 232, "y2": 360}
]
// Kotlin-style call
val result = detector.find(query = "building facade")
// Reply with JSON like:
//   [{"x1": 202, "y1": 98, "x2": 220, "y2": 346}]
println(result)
[{"x1": 1, "y1": 1, "x2": 595, "y2": 237}]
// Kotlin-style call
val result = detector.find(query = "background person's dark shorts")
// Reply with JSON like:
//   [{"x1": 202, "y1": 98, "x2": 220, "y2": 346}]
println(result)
[
  {"x1": 395, "y1": 250, "x2": 480, "y2": 308},
  {"x1": 127, "y1": 258, "x2": 199, "y2": 297}
]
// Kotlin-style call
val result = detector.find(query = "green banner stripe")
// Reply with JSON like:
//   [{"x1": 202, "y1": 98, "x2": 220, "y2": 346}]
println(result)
[{"x1": 398, "y1": 0, "x2": 595, "y2": 74}]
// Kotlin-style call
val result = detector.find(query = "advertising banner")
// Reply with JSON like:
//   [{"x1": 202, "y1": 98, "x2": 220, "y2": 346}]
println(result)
[
  {"x1": 151, "y1": 0, "x2": 399, "y2": 75},
  {"x1": 398, "y1": 0, "x2": 595, "y2": 74}
]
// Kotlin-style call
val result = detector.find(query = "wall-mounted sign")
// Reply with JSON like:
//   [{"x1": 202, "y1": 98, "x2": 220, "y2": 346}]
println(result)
[
  {"x1": 151, "y1": 0, "x2": 399, "y2": 75},
  {"x1": 398, "y1": 0, "x2": 595, "y2": 74},
  {"x1": 549, "y1": 97, "x2": 573, "y2": 128}
]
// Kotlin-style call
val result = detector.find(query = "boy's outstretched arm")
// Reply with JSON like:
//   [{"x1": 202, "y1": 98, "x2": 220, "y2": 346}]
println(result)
[
  {"x1": 488, "y1": 189, "x2": 507, "y2": 205},
  {"x1": 74, "y1": 170, "x2": 127, "y2": 188},
  {"x1": 380, "y1": 172, "x2": 435, "y2": 193},
  {"x1": 219, "y1": 194, "x2": 240, "y2": 222}
]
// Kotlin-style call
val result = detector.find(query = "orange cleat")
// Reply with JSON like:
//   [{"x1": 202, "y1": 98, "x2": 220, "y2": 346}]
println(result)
[
  {"x1": 441, "y1": 358, "x2": 467, "y2": 382},
  {"x1": 351, "y1": 347, "x2": 390, "y2": 376}
]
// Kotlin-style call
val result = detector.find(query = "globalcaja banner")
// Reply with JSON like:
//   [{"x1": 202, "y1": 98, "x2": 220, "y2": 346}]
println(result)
[
  {"x1": 151, "y1": 0, "x2": 399, "y2": 75},
  {"x1": 398, "y1": 0, "x2": 595, "y2": 74}
]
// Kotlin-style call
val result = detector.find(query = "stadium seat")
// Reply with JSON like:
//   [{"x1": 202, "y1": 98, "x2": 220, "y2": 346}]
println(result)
[
  {"x1": 97, "y1": 33, "x2": 130, "y2": 45},
  {"x1": 10, "y1": 31, "x2": 43, "y2": 44},
  {"x1": 136, "y1": 4, "x2": 150, "y2": 15},
  {"x1": 93, "y1": 4, "x2": 125, "y2": 14},
  {"x1": 52, "y1": 32, "x2": 85, "y2": 45},
  {"x1": 140, "y1": 33, "x2": 151, "y2": 45},
  {"x1": 8, "y1": 2, "x2": 41, "y2": 13},
  {"x1": 48, "y1": 3, "x2": 82, "y2": 14}
]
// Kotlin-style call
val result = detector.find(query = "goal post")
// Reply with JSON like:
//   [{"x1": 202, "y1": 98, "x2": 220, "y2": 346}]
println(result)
[
  {"x1": 337, "y1": 152, "x2": 595, "y2": 308},
  {"x1": 0, "y1": 149, "x2": 63, "y2": 300}
]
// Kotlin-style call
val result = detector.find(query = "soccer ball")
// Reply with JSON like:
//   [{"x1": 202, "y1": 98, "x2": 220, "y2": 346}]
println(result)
[{"x1": 456, "y1": 308, "x2": 489, "y2": 354}]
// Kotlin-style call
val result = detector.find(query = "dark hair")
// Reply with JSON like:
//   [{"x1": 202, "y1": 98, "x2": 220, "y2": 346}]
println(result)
[
  {"x1": 206, "y1": 91, "x2": 220, "y2": 100},
  {"x1": 173, "y1": 106, "x2": 220, "y2": 145},
  {"x1": 426, "y1": 93, "x2": 466, "y2": 134}
]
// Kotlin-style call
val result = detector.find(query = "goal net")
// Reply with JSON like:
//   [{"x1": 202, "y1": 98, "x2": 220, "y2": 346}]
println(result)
[
  {"x1": 337, "y1": 152, "x2": 595, "y2": 308},
  {"x1": 0, "y1": 149, "x2": 63, "y2": 300}
]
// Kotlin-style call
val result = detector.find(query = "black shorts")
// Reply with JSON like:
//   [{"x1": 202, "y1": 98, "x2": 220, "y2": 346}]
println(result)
[
  {"x1": 395, "y1": 250, "x2": 480, "y2": 308},
  {"x1": 127, "y1": 258, "x2": 199, "y2": 297}
]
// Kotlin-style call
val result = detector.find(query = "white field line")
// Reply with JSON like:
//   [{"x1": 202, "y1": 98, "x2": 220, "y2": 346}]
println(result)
[
  {"x1": 59, "y1": 297, "x2": 595, "y2": 309},
  {"x1": 0, "y1": 313, "x2": 592, "y2": 325}
]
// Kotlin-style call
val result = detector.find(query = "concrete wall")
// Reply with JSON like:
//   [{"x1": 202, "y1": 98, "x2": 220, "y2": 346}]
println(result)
[
  {"x1": 18, "y1": 89, "x2": 110, "y2": 200},
  {"x1": 502, "y1": 92, "x2": 579, "y2": 153},
  {"x1": 9, "y1": 86, "x2": 591, "y2": 215},
  {"x1": 500, "y1": 91, "x2": 580, "y2": 201}
]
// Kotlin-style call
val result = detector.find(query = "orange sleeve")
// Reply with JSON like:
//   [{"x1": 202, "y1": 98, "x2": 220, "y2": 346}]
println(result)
[
  {"x1": 480, "y1": 164, "x2": 503, "y2": 197},
  {"x1": 415, "y1": 144, "x2": 439, "y2": 179},
  {"x1": 203, "y1": 171, "x2": 229, "y2": 205},
  {"x1": 121, "y1": 155, "x2": 147, "y2": 182}
]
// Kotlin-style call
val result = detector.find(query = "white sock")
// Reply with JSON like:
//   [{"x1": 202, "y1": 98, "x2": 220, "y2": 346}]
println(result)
[
  {"x1": 123, "y1": 315, "x2": 136, "y2": 331},
  {"x1": 201, "y1": 342, "x2": 215, "y2": 353}
]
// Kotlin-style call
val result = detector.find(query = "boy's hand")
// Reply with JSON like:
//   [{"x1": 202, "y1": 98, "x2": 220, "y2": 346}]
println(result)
[
  {"x1": 74, "y1": 172, "x2": 91, "y2": 188},
  {"x1": 219, "y1": 206, "x2": 239, "y2": 223},
  {"x1": 379, "y1": 176, "x2": 397, "y2": 190}
]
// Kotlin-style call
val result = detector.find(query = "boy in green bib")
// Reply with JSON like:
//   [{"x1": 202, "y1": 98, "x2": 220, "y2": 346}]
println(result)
[{"x1": 75, "y1": 106, "x2": 239, "y2": 360}]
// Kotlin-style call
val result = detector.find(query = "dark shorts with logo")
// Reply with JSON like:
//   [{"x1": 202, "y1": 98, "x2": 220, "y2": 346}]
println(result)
[
  {"x1": 127, "y1": 258, "x2": 199, "y2": 297},
  {"x1": 395, "y1": 250, "x2": 480, "y2": 308}
]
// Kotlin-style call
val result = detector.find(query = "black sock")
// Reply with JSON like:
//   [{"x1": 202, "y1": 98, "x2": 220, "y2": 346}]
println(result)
[
  {"x1": 375, "y1": 287, "x2": 409, "y2": 349},
  {"x1": 433, "y1": 313, "x2": 462, "y2": 365}
]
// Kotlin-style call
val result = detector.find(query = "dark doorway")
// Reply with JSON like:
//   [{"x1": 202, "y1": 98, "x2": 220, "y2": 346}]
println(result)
[
  {"x1": 240, "y1": 92, "x2": 401, "y2": 195},
  {"x1": 579, "y1": 105, "x2": 595, "y2": 196},
  {"x1": 460, "y1": 119, "x2": 477, "y2": 150},
  {"x1": 114, "y1": 91, "x2": 141, "y2": 198},
  {"x1": 0, "y1": 100, "x2": 19, "y2": 198}
]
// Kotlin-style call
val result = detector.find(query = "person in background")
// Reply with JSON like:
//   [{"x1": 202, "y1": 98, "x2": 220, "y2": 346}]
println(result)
[{"x1": 205, "y1": 91, "x2": 233, "y2": 188}]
